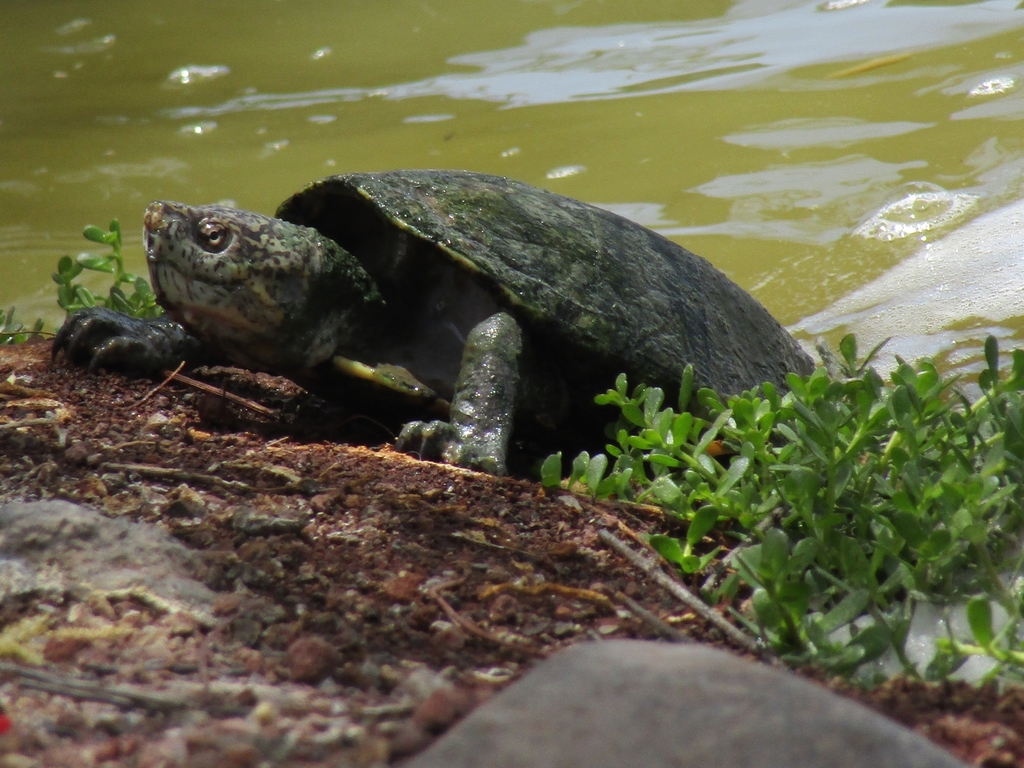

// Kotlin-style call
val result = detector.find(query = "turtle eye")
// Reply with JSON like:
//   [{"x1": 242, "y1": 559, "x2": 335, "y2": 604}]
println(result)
[{"x1": 197, "y1": 219, "x2": 229, "y2": 252}]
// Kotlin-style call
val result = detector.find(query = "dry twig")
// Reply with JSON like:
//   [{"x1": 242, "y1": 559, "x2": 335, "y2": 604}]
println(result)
[
  {"x1": 151, "y1": 367, "x2": 277, "y2": 416},
  {"x1": 0, "y1": 662, "x2": 187, "y2": 713},
  {"x1": 479, "y1": 581, "x2": 613, "y2": 610},
  {"x1": 138, "y1": 361, "x2": 187, "y2": 405},
  {"x1": 448, "y1": 531, "x2": 540, "y2": 561},
  {"x1": 101, "y1": 462, "x2": 256, "y2": 494},
  {"x1": 598, "y1": 529, "x2": 775, "y2": 662},
  {"x1": 613, "y1": 591, "x2": 689, "y2": 643},
  {"x1": 0, "y1": 417, "x2": 54, "y2": 431},
  {"x1": 425, "y1": 580, "x2": 544, "y2": 657}
]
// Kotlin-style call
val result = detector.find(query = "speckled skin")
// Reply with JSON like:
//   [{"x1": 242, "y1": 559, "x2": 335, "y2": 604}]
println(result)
[
  {"x1": 144, "y1": 200, "x2": 383, "y2": 372},
  {"x1": 54, "y1": 170, "x2": 814, "y2": 475}
]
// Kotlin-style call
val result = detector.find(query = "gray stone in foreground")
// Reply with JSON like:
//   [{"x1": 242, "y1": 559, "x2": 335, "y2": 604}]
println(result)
[
  {"x1": 406, "y1": 640, "x2": 967, "y2": 768},
  {"x1": 0, "y1": 500, "x2": 215, "y2": 618}
]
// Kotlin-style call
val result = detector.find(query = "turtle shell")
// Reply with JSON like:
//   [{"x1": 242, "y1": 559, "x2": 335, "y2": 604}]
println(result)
[{"x1": 275, "y1": 170, "x2": 812, "y2": 398}]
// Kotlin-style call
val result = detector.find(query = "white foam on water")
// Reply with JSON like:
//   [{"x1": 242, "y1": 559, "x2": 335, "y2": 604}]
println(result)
[
  {"x1": 795, "y1": 194, "x2": 1024, "y2": 368},
  {"x1": 853, "y1": 185, "x2": 978, "y2": 241}
]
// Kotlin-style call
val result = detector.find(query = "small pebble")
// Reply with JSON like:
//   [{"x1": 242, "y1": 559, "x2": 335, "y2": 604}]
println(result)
[
  {"x1": 412, "y1": 687, "x2": 477, "y2": 733},
  {"x1": 286, "y1": 636, "x2": 338, "y2": 684},
  {"x1": 383, "y1": 572, "x2": 424, "y2": 602},
  {"x1": 63, "y1": 441, "x2": 89, "y2": 465},
  {"x1": 231, "y1": 505, "x2": 307, "y2": 536}
]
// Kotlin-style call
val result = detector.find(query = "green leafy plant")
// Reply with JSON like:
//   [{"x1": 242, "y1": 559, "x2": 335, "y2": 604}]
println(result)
[
  {"x1": 546, "y1": 335, "x2": 1024, "y2": 680},
  {"x1": 53, "y1": 220, "x2": 162, "y2": 319},
  {"x1": 0, "y1": 307, "x2": 44, "y2": 345}
]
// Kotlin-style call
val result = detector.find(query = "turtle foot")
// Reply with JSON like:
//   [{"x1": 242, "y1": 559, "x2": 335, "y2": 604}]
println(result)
[
  {"x1": 396, "y1": 420, "x2": 504, "y2": 475},
  {"x1": 53, "y1": 308, "x2": 202, "y2": 374}
]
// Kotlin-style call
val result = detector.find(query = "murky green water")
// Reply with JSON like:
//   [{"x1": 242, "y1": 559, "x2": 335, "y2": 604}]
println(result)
[{"x1": 5, "y1": 0, "x2": 1024, "y2": 365}]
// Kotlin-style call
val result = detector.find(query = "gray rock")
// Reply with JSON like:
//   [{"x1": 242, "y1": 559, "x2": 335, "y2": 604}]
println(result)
[
  {"x1": 0, "y1": 500, "x2": 215, "y2": 619},
  {"x1": 0, "y1": 557, "x2": 65, "y2": 604},
  {"x1": 406, "y1": 640, "x2": 967, "y2": 768}
]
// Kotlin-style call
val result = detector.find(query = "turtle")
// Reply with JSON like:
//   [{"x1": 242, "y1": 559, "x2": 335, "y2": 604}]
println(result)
[{"x1": 53, "y1": 169, "x2": 814, "y2": 475}]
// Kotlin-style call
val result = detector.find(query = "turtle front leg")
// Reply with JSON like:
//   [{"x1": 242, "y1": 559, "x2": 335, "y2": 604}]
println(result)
[
  {"x1": 397, "y1": 312, "x2": 523, "y2": 475},
  {"x1": 53, "y1": 308, "x2": 206, "y2": 374}
]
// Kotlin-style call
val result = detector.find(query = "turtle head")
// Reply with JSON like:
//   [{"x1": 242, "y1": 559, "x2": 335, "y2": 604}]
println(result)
[{"x1": 145, "y1": 201, "x2": 382, "y2": 372}]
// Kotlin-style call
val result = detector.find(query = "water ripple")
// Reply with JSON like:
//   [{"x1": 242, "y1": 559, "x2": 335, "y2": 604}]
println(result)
[
  {"x1": 796, "y1": 195, "x2": 1024, "y2": 367},
  {"x1": 854, "y1": 183, "x2": 977, "y2": 241},
  {"x1": 161, "y1": 0, "x2": 1024, "y2": 119},
  {"x1": 723, "y1": 118, "x2": 933, "y2": 151}
]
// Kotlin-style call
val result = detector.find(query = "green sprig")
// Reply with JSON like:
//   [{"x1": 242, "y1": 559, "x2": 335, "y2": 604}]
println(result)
[
  {"x1": 546, "y1": 336, "x2": 1024, "y2": 681},
  {"x1": 53, "y1": 219, "x2": 162, "y2": 319},
  {"x1": 0, "y1": 307, "x2": 44, "y2": 345}
]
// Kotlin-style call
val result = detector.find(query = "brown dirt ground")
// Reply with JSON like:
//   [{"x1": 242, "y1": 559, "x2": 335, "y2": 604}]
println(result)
[{"x1": 0, "y1": 338, "x2": 1023, "y2": 767}]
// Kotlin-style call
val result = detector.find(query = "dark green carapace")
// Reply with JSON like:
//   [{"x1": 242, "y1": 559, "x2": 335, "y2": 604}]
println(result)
[{"x1": 54, "y1": 170, "x2": 813, "y2": 475}]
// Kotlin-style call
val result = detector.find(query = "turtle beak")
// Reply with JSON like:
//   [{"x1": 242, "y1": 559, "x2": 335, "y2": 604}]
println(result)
[{"x1": 144, "y1": 202, "x2": 166, "y2": 266}]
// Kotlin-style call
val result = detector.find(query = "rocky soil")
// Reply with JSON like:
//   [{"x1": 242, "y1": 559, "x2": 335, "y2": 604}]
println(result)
[{"x1": 0, "y1": 338, "x2": 1022, "y2": 766}]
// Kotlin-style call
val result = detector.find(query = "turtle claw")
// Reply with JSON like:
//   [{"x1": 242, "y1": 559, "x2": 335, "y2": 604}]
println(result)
[
  {"x1": 53, "y1": 308, "x2": 202, "y2": 374},
  {"x1": 55, "y1": 309, "x2": 145, "y2": 371},
  {"x1": 397, "y1": 419, "x2": 504, "y2": 475}
]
